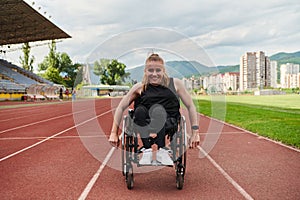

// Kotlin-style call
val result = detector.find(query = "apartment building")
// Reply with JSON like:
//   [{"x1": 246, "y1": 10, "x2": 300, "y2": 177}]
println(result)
[
  {"x1": 223, "y1": 72, "x2": 239, "y2": 91},
  {"x1": 280, "y1": 63, "x2": 300, "y2": 88},
  {"x1": 270, "y1": 61, "x2": 278, "y2": 88},
  {"x1": 185, "y1": 72, "x2": 239, "y2": 93},
  {"x1": 240, "y1": 51, "x2": 271, "y2": 91}
]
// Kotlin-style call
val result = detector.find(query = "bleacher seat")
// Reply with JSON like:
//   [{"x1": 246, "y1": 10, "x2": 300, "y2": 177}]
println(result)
[
  {"x1": 0, "y1": 59, "x2": 53, "y2": 86},
  {"x1": 0, "y1": 79, "x2": 25, "y2": 92}
]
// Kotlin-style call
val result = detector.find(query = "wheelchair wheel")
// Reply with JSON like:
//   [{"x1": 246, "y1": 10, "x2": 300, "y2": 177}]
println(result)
[
  {"x1": 122, "y1": 133, "x2": 135, "y2": 189},
  {"x1": 123, "y1": 134, "x2": 135, "y2": 189},
  {"x1": 121, "y1": 115, "x2": 134, "y2": 176},
  {"x1": 121, "y1": 124, "x2": 126, "y2": 175},
  {"x1": 121, "y1": 132, "x2": 125, "y2": 176},
  {"x1": 121, "y1": 111, "x2": 138, "y2": 190},
  {"x1": 126, "y1": 166, "x2": 134, "y2": 190},
  {"x1": 176, "y1": 173, "x2": 184, "y2": 190},
  {"x1": 175, "y1": 150, "x2": 186, "y2": 189},
  {"x1": 174, "y1": 116, "x2": 187, "y2": 189},
  {"x1": 121, "y1": 147, "x2": 126, "y2": 176}
]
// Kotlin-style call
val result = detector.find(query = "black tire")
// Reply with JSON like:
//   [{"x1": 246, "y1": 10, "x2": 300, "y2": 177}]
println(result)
[
  {"x1": 179, "y1": 118, "x2": 187, "y2": 177},
  {"x1": 182, "y1": 151, "x2": 187, "y2": 177},
  {"x1": 122, "y1": 116, "x2": 132, "y2": 176},
  {"x1": 176, "y1": 173, "x2": 184, "y2": 190},
  {"x1": 126, "y1": 167, "x2": 134, "y2": 190},
  {"x1": 121, "y1": 137, "x2": 125, "y2": 176},
  {"x1": 125, "y1": 131, "x2": 134, "y2": 189},
  {"x1": 176, "y1": 129, "x2": 187, "y2": 177},
  {"x1": 174, "y1": 116, "x2": 187, "y2": 190}
]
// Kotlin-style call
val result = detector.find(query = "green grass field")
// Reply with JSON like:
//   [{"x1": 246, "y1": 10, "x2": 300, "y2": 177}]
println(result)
[{"x1": 193, "y1": 94, "x2": 300, "y2": 148}]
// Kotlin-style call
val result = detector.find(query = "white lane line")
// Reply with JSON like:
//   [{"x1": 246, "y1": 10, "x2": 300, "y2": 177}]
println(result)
[
  {"x1": 78, "y1": 147, "x2": 115, "y2": 200},
  {"x1": 0, "y1": 103, "x2": 67, "y2": 122},
  {"x1": 198, "y1": 146, "x2": 254, "y2": 200},
  {"x1": 0, "y1": 109, "x2": 112, "y2": 162},
  {"x1": 0, "y1": 135, "x2": 107, "y2": 140},
  {"x1": 0, "y1": 108, "x2": 89, "y2": 134},
  {"x1": 0, "y1": 112, "x2": 42, "y2": 122},
  {"x1": 198, "y1": 113, "x2": 300, "y2": 153},
  {"x1": 223, "y1": 120, "x2": 300, "y2": 153},
  {"x1": 0, "y1": 126, "x2": 75, "y2": 162}
]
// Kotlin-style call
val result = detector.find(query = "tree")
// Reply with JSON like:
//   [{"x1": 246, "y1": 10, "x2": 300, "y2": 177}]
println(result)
[
  {"x1": 19, "y1": 42, "x2": 34, "y2": 72},
  {"x1": 38, "y1": 41, "x2": 61, "y2": 84},
  {"x1": 93, "y1": 58, "x2": 110, "y2": 76},
  {"x1": 44, "y1": 67, "x2": 64, "y2": 84},
  {"x1": 93, "y1": 59, "x2": 129, "y2": 85},
  {"x1": 38, "y1": 40, "x2": 59, "y2": 71},
  {"x1": 63, "y1": 62, "x2": 83, "y2": 88},
  {"x1": 58, "y1": 52, "x2": 80, "y2": 88},
  {"x1": 58, "y1": 52, "x2": 72, "y2": 72},
  {"x1": 38, "y1": 40, "x2": 82, "y2": 87}
]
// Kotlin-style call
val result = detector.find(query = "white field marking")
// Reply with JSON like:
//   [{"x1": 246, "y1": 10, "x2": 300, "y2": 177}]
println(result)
[
  {"x1": 0, "y1": 108, "x2": 90, "y2": 134},
  {"x1": 222, "y1": 120, "x2": 300, "y2": 153},
  {"x1": 0, "y1": 107, "x2": 67, "y2": 122},
  {"x1": 0, "y1": 135, "x2": 107, "y2": 140},
  {"x1": 78, "y1": 147, "x2": 115, "y2": 200},
  {"x1": 0, "y1": 102, "x2": 72, "y2": 118},
  {"x1": 198, "y1": 113, "x2": 300, "y2": 153},
  {"x1": 0, "y1": 101, "x2": 107, "y2": 122},
  {"x1": 0, "y1": 112, "x2": 43, "y2": 122},
  {"x1": 198, "y1": 146, "x2": 254, "y2": 200},
  {"x1": 198, "y1": 131, "x2": 246, "y2": 135},
  {"x1": 0, "y1": 109, "x2": 112, "y2": 162}
]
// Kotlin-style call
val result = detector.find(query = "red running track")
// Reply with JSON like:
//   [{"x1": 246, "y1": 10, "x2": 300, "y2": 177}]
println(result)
[{"x1": 0, "y1": 98, "x2": 299, "y2": 200}]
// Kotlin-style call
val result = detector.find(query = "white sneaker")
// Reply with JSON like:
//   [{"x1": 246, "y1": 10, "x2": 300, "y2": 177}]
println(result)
[
  {"x1": 139, "y1": 148, "x2": 152, "y2": 165},
  {"x1": 156, "y1": 148, "x2": 173, "y2": 166}
]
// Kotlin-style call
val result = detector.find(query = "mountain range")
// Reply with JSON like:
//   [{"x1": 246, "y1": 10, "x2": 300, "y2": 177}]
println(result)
[
  {"x1": 126, "y1": 51, "x2": 300, "y2": 82},
  {"x1": 269, "y1": 51, "x2": 300, "y2": 66}
]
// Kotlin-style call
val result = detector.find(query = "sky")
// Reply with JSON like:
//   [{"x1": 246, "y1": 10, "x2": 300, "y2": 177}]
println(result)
[{"x1": 2, "y1": 0, "x2": 300, "y2": 70}]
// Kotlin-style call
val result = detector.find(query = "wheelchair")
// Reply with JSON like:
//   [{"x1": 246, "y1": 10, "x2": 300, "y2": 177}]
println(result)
[{"x1": 121, "y1": 109, "x2": 187, "y2": 190}]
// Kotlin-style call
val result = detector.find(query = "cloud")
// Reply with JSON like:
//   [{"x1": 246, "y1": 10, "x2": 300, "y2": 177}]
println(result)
[{"x1": 4, "y1": 0, "x2": 299, "y2": 69}]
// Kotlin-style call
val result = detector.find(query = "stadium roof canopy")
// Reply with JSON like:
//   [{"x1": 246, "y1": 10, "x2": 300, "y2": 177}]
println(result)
[{"x1": 0, "y1": 0, "x2": 71, "y2": 46}]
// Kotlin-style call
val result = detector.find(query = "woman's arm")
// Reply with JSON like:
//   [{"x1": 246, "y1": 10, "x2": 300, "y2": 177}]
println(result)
[
  {"x1": 174, "y1": 78, "x2": 200, "y2": 148},
  {"x1": 108, "y1": 83, "x2": 142, "y2": 145}
]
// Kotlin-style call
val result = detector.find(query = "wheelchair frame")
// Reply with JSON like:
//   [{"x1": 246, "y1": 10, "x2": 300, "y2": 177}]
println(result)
[{"x1": 121, "y1": 109, "x2": 187, "y2": 190}]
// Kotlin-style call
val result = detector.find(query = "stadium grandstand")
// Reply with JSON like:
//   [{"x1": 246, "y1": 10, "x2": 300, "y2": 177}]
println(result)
[{"x1": 0, "y1": 0, "x2": 71, "y2": 101}]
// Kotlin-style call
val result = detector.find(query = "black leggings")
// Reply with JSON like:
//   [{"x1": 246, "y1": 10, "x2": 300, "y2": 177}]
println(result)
[{"x1": 134, "y1": 104, "x2": 167, "y2": 149}]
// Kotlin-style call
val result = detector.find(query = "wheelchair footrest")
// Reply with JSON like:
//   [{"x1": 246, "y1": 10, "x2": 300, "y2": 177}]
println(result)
[{"x1": 138, "y1": 160, "x2": 173, "y2": 167}]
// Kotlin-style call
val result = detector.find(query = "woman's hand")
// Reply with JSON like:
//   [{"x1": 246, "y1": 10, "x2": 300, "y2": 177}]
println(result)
[
  {"x1": 188, "y1": 130, "x2": 200, "y2": 149},
  {"x1": 109, "y1": 132, "x2": 119, "y2": 147}
]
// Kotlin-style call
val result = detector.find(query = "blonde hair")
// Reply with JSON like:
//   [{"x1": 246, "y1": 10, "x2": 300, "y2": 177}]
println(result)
[{"x1": 142, "y1": 53, "x2": 169, "y2": 91}]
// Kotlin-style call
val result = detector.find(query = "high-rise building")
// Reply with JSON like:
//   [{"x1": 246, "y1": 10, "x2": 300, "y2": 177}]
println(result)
[
  {"x1": 280, "y1": 63, "x2": 300, "y2": 88},
  {"x1": 270, "y1": 61, "x2": 278, "y2": 88},
  {"x1": 240, "y1": 51, "x2": 271, "y2": 91}
]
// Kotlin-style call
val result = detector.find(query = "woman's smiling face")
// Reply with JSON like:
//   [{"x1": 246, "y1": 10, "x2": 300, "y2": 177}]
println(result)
[{"x1": 145, "y1": 60, "x2": 164, "y2": 85}]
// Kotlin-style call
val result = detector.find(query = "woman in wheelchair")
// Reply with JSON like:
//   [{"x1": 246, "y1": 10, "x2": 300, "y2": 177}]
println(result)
[
  {"x1": 133, "y1": 103, "x2": 179, "y2": 165},
  {"x1": 109, "y1": 53, "x2": 200, "y2": 165}
]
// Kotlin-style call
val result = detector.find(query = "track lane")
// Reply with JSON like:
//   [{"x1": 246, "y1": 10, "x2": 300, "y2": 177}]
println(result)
[
  {"x1": 84, "y1": 99, "x2": 300, "y2": 199},
  {"x1": 0, "y1": 99, "x2": 114, "y2": 199},
  {"x1": 204, "y1": 126, "x2": 300, "y2": 199},
  {"x1": 0, "y1": 100, "x2": 112, "y2": 158},
  {"x1": 0, "y1": 99, "x2": 299, "y2": 200},
  {"x1": 0, "y1": 102, "x2": 72, "y2": 131},
  {"x1": 85, "y1": 147, "x2": 246, "y2": 200},
  {"x1": 0, "y1": 101, "x2": 105, "y2": 132},
  {"x1": 0, "y1": 129, "x2": 100, "y2": 199}
]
